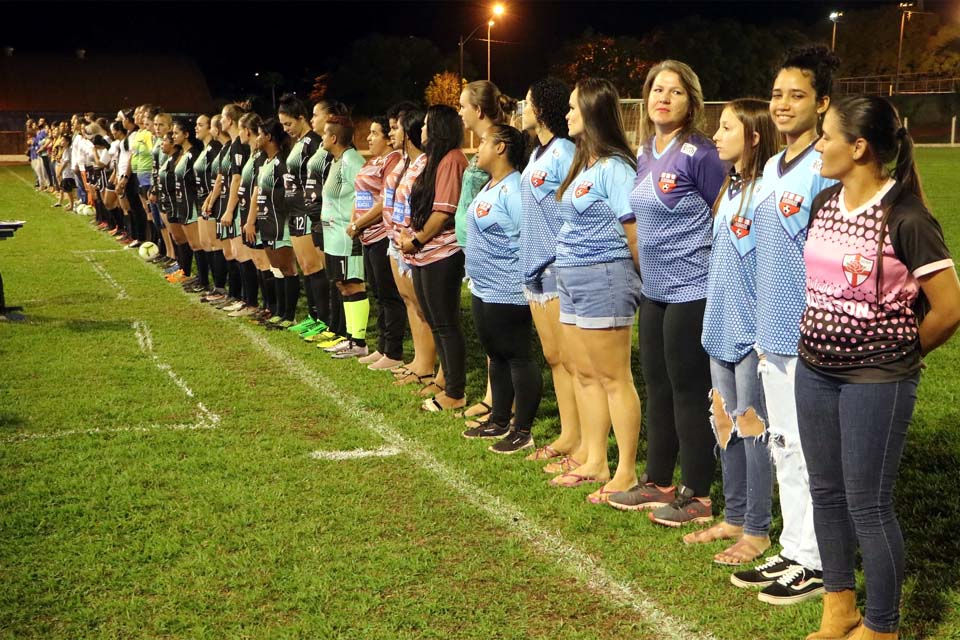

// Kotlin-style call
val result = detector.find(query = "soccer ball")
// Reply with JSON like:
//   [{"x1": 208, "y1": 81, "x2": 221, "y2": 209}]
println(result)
[
  {"x1": 80, "y1": 204, "x2": 95, "y2": 216},
  {"x1": 138, "y1": 242, "x2": 160, "y2": 260}
]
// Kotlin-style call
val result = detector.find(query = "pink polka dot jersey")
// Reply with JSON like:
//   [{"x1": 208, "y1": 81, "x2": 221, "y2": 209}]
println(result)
[{"x1": 800, "y1": 180, "x2": 954, "y2": 382}]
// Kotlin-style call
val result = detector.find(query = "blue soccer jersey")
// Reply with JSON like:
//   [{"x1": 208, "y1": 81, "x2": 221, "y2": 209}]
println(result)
[
  {"x1": 555, "y1": 156, "x2": 636, "y2": 268},
  {"x1": 701, "y1": 179, "x2": 761, "y2": 363},
  {"x1": 520, "y1": 136, "x2": 576, "y2": 285},
  {"x1": 753, "y1": 144, "x2": 838, "y2": 355},
  {"x1": 466, "y1": 171, "x2": 525, "y2": 305},
  {"x1": 631, "y1": 133, "x2": 727, "y2": 303}
]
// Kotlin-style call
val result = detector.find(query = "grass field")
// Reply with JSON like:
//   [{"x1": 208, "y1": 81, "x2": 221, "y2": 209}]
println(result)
[{"x1": 2, "y1": 151, "x2": 959, "y2": 640}]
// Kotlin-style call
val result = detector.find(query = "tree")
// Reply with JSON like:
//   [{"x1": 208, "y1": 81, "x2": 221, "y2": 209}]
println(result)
[
  {"x1": 551, "y1": 30, "x2": 652, "y2": 98},
  {"x1": 425, "y1": 71, "x2": 463, "y2": 108},
  {"x1": 310, "y1": 73, "x2": 329, "y2": 104}
]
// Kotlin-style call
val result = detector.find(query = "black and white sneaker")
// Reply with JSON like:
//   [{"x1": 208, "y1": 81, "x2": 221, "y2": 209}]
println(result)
[
  {"x1": 462, "y1": 419, "x2": 510, "y2": 440},
  {"x1": 730, "y1": 554, "x2": 799, "y2": 589},
  {"x1": 758, "y1": 565, "x2": 824, "y2": 605},
  {"x1": 488, "y1": 430, "x2": 534, "y2": 454}
]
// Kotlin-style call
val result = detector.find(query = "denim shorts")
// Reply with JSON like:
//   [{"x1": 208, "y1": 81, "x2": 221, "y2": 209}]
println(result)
[
  {"x1": 523, "y1": 266, "x2": 559, "y2": 305},
  {"x1": 557, "y1": 260, "x2": 640, "y2": 329}
]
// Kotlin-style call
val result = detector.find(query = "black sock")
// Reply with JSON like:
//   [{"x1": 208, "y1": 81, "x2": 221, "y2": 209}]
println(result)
[
  {"x1": 306, "y1": 271, "x2": 330, "y2": 325},
  {"x1": 110, "y1": 208, "x2": 123, "y2": 230},
  {"x1": 196, "y1": 250, "x2": 210, "y2": 288},
  {"x1": 241, "y1": 260, "x2": 258, "y2": 307},
  {"x1": 227, "y1": 259, "x2": 242, "y2": 299},
  {"x1": 274, "y1": 275, "x2": 286, "y2": 318},
  {"x1": 303, "y1": 273, "x2": 317, "y2": 321},
  {"x1": 284, "y1": 275, "x2": 300, "y2": 321},
  {"x1": 180, "y1": 244, "x2": 194, "y2": 277},
  {"x1": 329, "y1": 284, "x2": 346, "y2": 336},
  {"x1": 261, "y1": 270, "x2": 277, "y2": 314},
  {"x1": 211, "y1": 250, "x2": 226, "y2": 289}
]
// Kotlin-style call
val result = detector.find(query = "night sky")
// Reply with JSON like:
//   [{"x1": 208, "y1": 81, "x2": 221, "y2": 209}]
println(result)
[{"x1": 2, "y1": 0, "x2": 952, "y2": 99}]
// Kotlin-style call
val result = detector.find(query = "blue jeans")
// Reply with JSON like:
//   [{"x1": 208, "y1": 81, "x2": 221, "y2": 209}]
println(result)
[
  {"x1": 710, "y1": 353, "x2": 773, "y2": 537},
  {"x1": 796, "y1": 360, "x2": 919, "y2": 633}
]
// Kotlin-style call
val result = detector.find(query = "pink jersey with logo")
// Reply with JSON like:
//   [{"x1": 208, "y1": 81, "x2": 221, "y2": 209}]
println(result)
[
  {"x1": 800, "y1": 180, "x2": 953, "y2": 381},
  {"x1": 353, "y1": 149, "x2": 402, "y2": 246}
]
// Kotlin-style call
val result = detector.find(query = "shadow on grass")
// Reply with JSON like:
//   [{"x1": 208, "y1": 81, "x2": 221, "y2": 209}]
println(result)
[
  {"x1": 0, "y1": 411, "x2": 26, "y2": 430},
  {"x1": 897, "y1": 422, "x2": 960, "y2": 639}
]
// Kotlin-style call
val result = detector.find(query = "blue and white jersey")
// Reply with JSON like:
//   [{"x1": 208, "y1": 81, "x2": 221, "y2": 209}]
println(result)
[
  {"x1": 754, "y1": 144, "x2": 838, "y2": 355},
  {"x1": 466, "y1": 171, "x2": 525, "y2": 306},
  {"x1": 555, "y1": 156, "x2": 636, "y2": 268},
  {"x1": 702, "y1": 179, "x2": 761, "y2": 363},
  {"x1": 631, "y1": 133, "x2": 727, "y2": 303},
  {"x1": 520, "y1": 137, "x2": 575, "y2": 284}
]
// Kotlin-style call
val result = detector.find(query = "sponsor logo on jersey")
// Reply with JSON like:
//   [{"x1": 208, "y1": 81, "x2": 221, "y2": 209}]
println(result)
[
  {"x1": 811, "y1": 158, "x2": 823, "y2": 172},
  {"x1": 531, "y1": 170, "x2": 547, "y2": 188},
  {"x1": 842, "y1": 253, "x2": 875, "y2": 287},
  {"x1": 681, "y1": 143, "x2": 698, "y2": 157},
  {"x1": 500, "y1": 184, "x2": 509, "y2": 194},
  {"x1": 658, "y1": 172, "x2": 678, "y2": 193},
  {"x1": 476, "y1": 201, "x2": 493, "y2": 218},
  {"x1": 730, "y1": 215, "x2": 752, "y2": 239},
  {"x1": 574, "y1": 181, "x2": 593, "y2": 198},
  {"x1": 779, "y1": 191, "x2": 804, "y2": 217}
]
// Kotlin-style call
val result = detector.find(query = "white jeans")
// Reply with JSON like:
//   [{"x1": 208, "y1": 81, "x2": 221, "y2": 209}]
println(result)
[
  {"x1": 757, "y1": 349, "x2": 822, "y2": 571},
  {"x1": 30, "y1": 158, "x2": 49, "y2": 188}
]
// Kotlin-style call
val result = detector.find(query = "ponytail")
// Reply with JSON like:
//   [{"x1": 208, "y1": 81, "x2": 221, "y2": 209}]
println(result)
[{"x1": 894, "y1": 127, "x2": 925, "y2": 204}]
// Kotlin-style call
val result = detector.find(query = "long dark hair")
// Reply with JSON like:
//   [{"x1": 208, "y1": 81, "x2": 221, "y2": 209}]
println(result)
[
  {"x1": 397, "y1": 109, "x2": 425, "y2": 183},
  {"x1": 557, "y1": 78, "x2": 636, "y2": 201},
  {"x1": 528, "y1": 77, "x2": 570, "y2": 139},
  {"x1": 409, "y1": 105, "x2": 462, "y2": 231},
  {"x1": 486, "y1": 124, "x2": 527, "y2": 171},
  {"x1": 258, "y1": 118, "x2": 291, "y2": 155},
  {"x1": 830, "y1": 95, "x2": 927, "y2": 316},
  {"x1": 172, "y1": 117, "x2": 200, "y2": 153},
  {"x1": 277, "y1": 93, "x2": 310, "y2": 121}
]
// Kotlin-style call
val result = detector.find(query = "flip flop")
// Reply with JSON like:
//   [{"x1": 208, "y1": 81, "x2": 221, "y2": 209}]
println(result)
[
  {"x1": 455, "y1": 400, "x2": 492, "y2": 419},
  {"x1": 587, "y1": 486, "x2": 618, "y2": 505},
  {"x1": 682, "y1": 522, "x2": 743, "y2": 545},
  {"x1": 525, "y1": 444, "x2": 563, "y2": 461},
  {"x1": 713, "y1": 538, "x2": 769, "y2": 566},
  {"x1": 542, "y1": 456, "x2": 580, "y2": 474},
  {"x1": 421, "y1": 397, "x2": 466, "y2": 413},
  {"x1": 550, "y1": 472, "x2": 603, "y2": 488},
  {"x1": 416, "y1": 381, "x2": 444, "y2": 398}
]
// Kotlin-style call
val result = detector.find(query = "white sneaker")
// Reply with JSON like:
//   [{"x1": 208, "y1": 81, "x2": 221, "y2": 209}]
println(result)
[
  {"x1": 324, "y1": 338, "x2": 352, "y2": 353},
  {"x1": 332, "y1": 343, "x2": 369, "y2": 359}
]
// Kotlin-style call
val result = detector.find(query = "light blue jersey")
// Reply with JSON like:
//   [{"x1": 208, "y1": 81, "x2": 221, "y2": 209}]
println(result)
[
  {"x1": 753, "y1": 144, "x2": 838, "y2": 355},
  {"x1": 466, "y1": 171, "x2": 525, "y2": 306},
  {"x1": 701, "y1": 179, "x2": 761, "y2": 363},
  {"x1": 631, "y1": 133, "x2": 727, "y2": 303},
  {"x1": 520, "y1": 137, "x2": 575, "y2": 284},
  {"x1": 555, "y1": 156, "x2": 635, "y2": 268}
]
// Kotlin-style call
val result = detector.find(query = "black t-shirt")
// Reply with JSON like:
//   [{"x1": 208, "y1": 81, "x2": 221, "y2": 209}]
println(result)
[
  {"x1": 285, "y1": 130, "x2": 322, "y2": 217},
  {"x1": 800, "y1": 181, "x2": 954, "y2": 382}
]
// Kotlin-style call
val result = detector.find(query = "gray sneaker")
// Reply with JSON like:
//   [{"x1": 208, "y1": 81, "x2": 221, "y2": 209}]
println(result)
[
  {"x1": 647, "y1": 485, "x2": 714, "y2": 527},
  {"x1": 332, "y1": 343, "x2": 369, "y2": 359},
  {"x1": 607, "y1": 474, "x2": 676, "y2": 511}
]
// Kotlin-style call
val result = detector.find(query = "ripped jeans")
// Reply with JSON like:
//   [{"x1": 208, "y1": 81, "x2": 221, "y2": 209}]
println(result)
[
  {"x1": 757, "y1": 349, "x2": 822, "y2": 571},
  {"x1": 710, "y1": 354, "x2": 773, "y2": 537}
]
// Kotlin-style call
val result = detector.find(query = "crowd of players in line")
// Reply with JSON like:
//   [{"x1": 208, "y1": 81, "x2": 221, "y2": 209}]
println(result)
[{"x1": 25, "y1": 42, "x2": 960, "y2": 640}]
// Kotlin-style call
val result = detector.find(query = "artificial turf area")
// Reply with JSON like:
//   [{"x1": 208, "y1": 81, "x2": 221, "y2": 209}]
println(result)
[{"x1": 2, "y1": 151, "x2": 959, "y2": 639}]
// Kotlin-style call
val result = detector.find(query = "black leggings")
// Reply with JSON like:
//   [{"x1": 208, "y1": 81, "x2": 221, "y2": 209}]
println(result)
[
  {"x1": 472, "y1": 295, "x2": 541, "y2": 432},
  {"x1": 363, "y1": 238, "x2": 406, "y2": 361},
  {"x1": 123, "y1": 177, "x2": 148, "y2": 242},
  {"x1": 411, "y1": 251, "x2": 466, "y2": 400},
  {"x1": 639, "y1": 297, "x2": 715, "y2": 496}
]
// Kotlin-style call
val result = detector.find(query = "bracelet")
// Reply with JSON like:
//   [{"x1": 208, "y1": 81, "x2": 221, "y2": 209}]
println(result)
[{"x1": 411, "y1": 236, "x2": 424, "y2": 250}]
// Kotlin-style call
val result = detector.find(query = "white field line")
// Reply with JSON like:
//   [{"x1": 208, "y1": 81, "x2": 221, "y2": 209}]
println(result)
[
  {"x1": 3, "y1": 322, "x2": 220, "y2": 445},
  {"x1": 4, "y1": 167, "x2": 38, "y2": 189},
  {"x1": 72, "y1": 249, "x2": 125, "y2": 254},
  {"x1": 234, "y1": 324, "x2": 716, "y2": 640},
  {"x1": 309, "y1": 446, "x2": 401, "y2": 460},
  {"x1": 84, "y1": 255, "x2": 129, "y2": 300}
]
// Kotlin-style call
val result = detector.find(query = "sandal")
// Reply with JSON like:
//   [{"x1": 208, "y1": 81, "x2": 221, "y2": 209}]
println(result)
[
  {"x1": 682, "y1": 522, "x2": 743, "y2": 545},
  {"x1": 394, "y1": 371, "x2": 432, "y2": 387},
  {"x1": 455, "y1": 400, "x2": 492, "y2": 419},
  {"x1": 549, "y1": 472, "x2": 604, "y2": 488},
  {"x1": 525, "y1": 444, "x2": 563, "y2": 462},
  {"x1": 713, "y1": 537, "x2": 769, "y2": 566},
  {"x1": 542, "y1": 456, "x2": 580, "y2": 475},
  {"x1": 421, "y1": 397, "x2": 466, "y2": 413},
  {"x1": 416, "y1": 381, "x2": 443, "y2": 398},
  {"x1": 586, "y1": 486, "x2": 617, "y2": 505}
]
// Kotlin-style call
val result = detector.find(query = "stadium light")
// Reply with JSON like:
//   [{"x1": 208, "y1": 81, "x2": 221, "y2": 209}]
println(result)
[
  {"x1": 459, "y1": 4, "x2": 507, "y2": 87},
  {"x1": 895, "y1": 2, "x2": 935, "y2": 94},
  {"x1": 829, "y1": 11, "x2": 844, "y2": 51}
]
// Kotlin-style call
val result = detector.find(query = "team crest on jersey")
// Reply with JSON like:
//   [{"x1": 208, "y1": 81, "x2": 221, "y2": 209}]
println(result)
[
  {"x1": 730, "y1": 215, "x2": 752, "y2": 239},
  {"x1": 842, "y1": 253, "x2": 875, "y2": 287},
  {"x1": 779, "y1": 191, "x2": 804, "y2": 217},
  {"x1": 530, "y1": 170, "x2": 547, "y2": 188},
  {"x1": 811, "y1": 158, "x2": 823, "y2": 172},
  {"x1": 681, "y1": 143, "x2": 698, "y2": 157},
  {"x1": 574, "y1": 181, "x2": 593, "y2": 198},
  {"x1": 500, "y1": 184, "x2": 510, "y2": 194},
  {"x1": 658, "y1": 172, "x2": 678, "y2": 193},
  {"x1": 476, "y1": 201, "x2": 493, "y2": 218},
  {"x1": 552, "y1": 148, "x2": 561, "y2": 158}
]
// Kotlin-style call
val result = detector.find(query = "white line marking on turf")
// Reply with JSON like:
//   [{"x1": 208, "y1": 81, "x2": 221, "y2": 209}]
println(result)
[
  {"x1": 84, "y1": 255, "x2": 129, "y2": 300},
  {"x1": 4, "y1": 167, "x2": 39, "y2": 189},
  {"x1": 309, "y1": 446, "x2": 401, "y2": 460},
  {"x1": 72, "y1": 249, "x2": 125, "y2": 254},
  {"x1": 233, "y1": 324, "x2": 715, "y2": 640}
]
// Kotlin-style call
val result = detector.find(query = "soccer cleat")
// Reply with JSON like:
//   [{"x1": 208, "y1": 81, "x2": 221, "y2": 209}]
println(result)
[
  {"x1": 318, "y1": 336, "x2": 347, "y2": 349},
  {"x1": 324, "y1": 338, "x2": 353, "y2": 353},
  {"x1": 731, "y1": 554, "x2": 800, "y2": 589},
  {"x1": 488, "y1": 430, "x2": 534, "y2": 454},
  {"x1": 758, "y1": 566, "x2": 825, "y2": 605},
  {"x1": 299, "y1": 324, "x2": 328, "y2": 340},
  {"x1": 332, "y1": 343, "x2": 369, "y2": 359},
  {"x1": 168, "y1": 271, "x2": 190, "y2": 284},
  {"x1": 305, "y1": 330, "x2": 338, "y2": 343},
  {"x1": 288, "y1": 316, "x2": 317, "y2": 333},
  {"x1": 647, "y1": 485, "x2": 714, "y2": 527}
]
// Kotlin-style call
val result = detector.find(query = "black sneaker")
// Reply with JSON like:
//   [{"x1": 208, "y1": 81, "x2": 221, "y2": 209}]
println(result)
[
  {"x1": 488, "y1": 430, "x2": 534, "y2": 454},
  {"x1": 758, "y1": 565, "x2": 824, "y2": 605},
  {"x1": 730, "y1": 554, "x2": 799, "y2": 589},
  {"x1": 462, "y1": 419, "x2": 510, "y2": 439}
]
